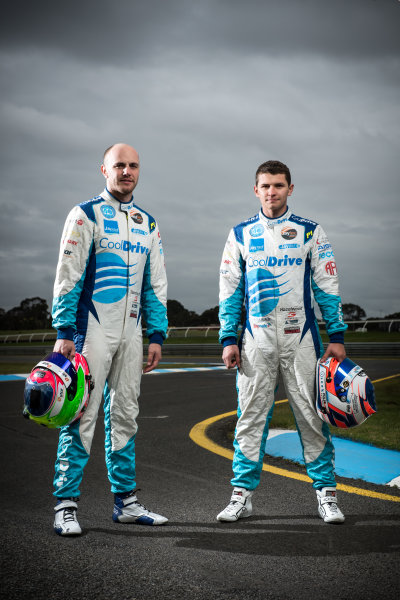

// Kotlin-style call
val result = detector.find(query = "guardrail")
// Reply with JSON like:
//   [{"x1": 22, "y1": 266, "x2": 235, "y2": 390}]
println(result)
[{"x1": 1, "y1": 319, "x2": 399, "y2": 344}]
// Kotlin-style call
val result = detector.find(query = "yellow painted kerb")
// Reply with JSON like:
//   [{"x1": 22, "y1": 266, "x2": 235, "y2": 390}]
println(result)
[{"x1": 189, "y1": 375, "x2": 400, "y2": 503}]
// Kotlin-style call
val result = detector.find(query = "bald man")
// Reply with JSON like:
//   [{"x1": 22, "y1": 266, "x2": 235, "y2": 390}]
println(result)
[{"x1": 51, "y1": 143, "x2": 168, "y2": 535}]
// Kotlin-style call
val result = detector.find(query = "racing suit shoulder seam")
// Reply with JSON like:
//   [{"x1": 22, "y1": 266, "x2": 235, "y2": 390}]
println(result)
[
  {"x1": 233, "y1": 213, "x2": 259, "y2": 245},
  {"x1": 78, "y1": 196, "x2": 104, "y2": 223},
  {"x1": 289, "y1": 213, "x2": 319, "y2": 227},
  {"x1": 131, "y1": 202, "x2": 157, "y2": 234}
]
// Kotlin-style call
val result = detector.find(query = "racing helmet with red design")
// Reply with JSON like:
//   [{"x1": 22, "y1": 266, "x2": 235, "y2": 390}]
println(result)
[
  {"x1": 316, "y1": 357, "x2": 376, "y2": 428},
  {"x1": 23, "y1": 352, "x2": 93, "y2": 428}
]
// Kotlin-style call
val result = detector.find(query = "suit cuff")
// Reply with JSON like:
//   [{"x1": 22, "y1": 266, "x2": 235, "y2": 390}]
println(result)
[
  {"x1": 148, "y1": 332, "x2": 164, "y2": 346},
  {"x1": 221, "y1": 336, "x2": 238, "y2": 348},
  {"x1": 56, "y1": 327, "x2": 75, "y2": 340},
  {"x1": 328, "y1": 332, "x2": 345, "y2": 344}
]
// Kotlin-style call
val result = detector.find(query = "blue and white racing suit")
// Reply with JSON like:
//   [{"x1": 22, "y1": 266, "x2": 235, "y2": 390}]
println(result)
[
  {"x1": 52, "y1": 188, "x2": 168, "y2": 498},
  {"x1": 219, "y1": 208, "x2": 346, "y2": 491}
]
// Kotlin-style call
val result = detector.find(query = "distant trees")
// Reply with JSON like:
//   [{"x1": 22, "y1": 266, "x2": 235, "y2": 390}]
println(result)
[
  {"x1": 385, "y1": 312, "x2": 400, "y2": 319},
  {"x1": 1, "y1": 297, "x2": 397, "y2": 332},
  {"x1": 0, "y1": 297, "x2": 51, "y2": 331},
  {"x1": 341, "y1": 303, "x2": 366, "y2": 321},
  {"x1": 167, "y1": 300, "x2": 219, "y2": 327},
  {"x1": 0, "y1": 297, "x2": 219, "y2": 331}
]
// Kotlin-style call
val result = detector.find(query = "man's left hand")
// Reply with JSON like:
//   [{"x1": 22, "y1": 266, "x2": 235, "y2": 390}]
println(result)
[
  {"x1": 321, "y1": 343, "x2": 346, "y2": 363},
  {"x1": 143, "y1": 343, "x2": 162, "y2": 373}
]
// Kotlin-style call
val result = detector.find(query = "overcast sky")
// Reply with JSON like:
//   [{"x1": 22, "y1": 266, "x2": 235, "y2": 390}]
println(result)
[{"x1": 1, "y1": 0, "x2": 399, "y2": 319}]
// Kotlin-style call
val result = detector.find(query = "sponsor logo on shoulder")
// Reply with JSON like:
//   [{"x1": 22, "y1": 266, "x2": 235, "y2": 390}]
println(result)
[
  {"x1": 245, "y1": 215, "x2": 259, "y2": 225},
  {"x1": 293, "y1": 216, "x2": 316, "y2": 225},
  {"x1": 325, "y1": 261, "x2": 337, "y2": 275},
  {"x1": 317, "y1": 243, "x2": 331, "y2": 251},
  {"x1": 101, "y1": 205, "x2": 116, "y2": 219},
  {"x1": 318, "y1": 250, "x2": 334, "y2": 260},
  {"x1": 249, "y1": 224, "x2": 264, "y2": 237},
  {"x1": 104, "y1": 220, "x2": 119, "y2": 234}
]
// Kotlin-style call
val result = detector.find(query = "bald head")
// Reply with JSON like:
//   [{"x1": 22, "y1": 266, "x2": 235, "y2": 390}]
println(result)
[
  {"x1": 101, "y1": 143, "x2": 140, "y2": 203},
  {"x1": 103, "y1": 143, "x2": 139, "y2": 165}
]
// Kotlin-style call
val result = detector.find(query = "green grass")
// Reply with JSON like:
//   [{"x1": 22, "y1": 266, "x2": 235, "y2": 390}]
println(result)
[
  {"x1": 269, "y1": 376, "x2": 400, "y2": 451},
  {"x1": 320, "y1": 331, "x2": 400, "y2": 343},
  {"x1": 1, "y1": 328, "x2": 400, "y2": 345},
  {"x1": 0, "y1": 363, "x2": 33, "y2": 374}
]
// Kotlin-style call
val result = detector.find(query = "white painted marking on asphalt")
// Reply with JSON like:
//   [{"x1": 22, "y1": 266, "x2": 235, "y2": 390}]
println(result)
[
  {"x1": 138, "y1": 416, "x2": 169, "y2": 419},
  {"x1": 387, "y1": 475, "x2": 400, "y2": 488}
]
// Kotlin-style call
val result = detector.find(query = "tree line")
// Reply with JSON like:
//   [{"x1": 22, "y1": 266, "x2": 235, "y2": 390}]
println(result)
[{"x1": 0, "y1": 297, "x2": 398, "y2": 331}]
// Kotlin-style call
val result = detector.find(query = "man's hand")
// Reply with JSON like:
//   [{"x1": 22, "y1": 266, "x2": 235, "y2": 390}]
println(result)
[
  {"x1": 222, "y1": 344, "x2": 241, "y2": 369},
  {"x1": 321, "y1": 343, "x2": 346, "y2": 364},
  {"x1": 143, "y1": 343, "x2": 162, "y2": 373},
  {"x1": 53, "y1": 339, "x2": 76, "y2": 360}
]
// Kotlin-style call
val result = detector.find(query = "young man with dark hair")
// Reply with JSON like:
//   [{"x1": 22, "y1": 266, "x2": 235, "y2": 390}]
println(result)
[{"x1": 217, "y1": 160, "x2": 347, "y2": 524}]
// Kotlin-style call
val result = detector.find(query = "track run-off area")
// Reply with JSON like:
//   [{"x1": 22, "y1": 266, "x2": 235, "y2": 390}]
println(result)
[{"x1": 1, "y1": 356, "x2": 399, "y2": 600}]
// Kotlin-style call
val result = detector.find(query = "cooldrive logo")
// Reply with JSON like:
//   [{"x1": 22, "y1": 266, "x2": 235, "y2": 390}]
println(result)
[
  {"x1": 100, "y1": 238, "x2": 149, "y2": 255},
  {"x1": 248, "y1": 255, "x2": 303, "y2": 267}
]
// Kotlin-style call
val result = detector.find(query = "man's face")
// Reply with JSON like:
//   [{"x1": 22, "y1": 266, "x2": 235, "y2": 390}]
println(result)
[
  {"x1": 254, "y1": 172, "x2": 294, "y2": 218},
  {"x1": 101, "y1": 144, "x2": 140, "y2": 202}
]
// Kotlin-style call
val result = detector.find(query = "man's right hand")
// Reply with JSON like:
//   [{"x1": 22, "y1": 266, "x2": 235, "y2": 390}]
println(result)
[
  {"x1": 53, "y1": 339, "x2": 76, "y2": 360},
  {"x1": 222, "y1": 344, "x2": 241, "y2": 369}
]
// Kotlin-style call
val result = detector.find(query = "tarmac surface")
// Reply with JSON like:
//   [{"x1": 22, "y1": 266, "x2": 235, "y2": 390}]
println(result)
[{"x1": 1, "y1": 356, "x2": 400, "y2": 600}]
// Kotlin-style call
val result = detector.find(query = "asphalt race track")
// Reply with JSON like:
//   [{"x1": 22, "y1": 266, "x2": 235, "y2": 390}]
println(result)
[{"x1": 1, "y1": 357, "x2": 399, "y2": 600}]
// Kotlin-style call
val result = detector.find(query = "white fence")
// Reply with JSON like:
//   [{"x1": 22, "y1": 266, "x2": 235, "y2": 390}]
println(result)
[{"x1": 1, "y1": 319, "x2": 399, "y2": 344}]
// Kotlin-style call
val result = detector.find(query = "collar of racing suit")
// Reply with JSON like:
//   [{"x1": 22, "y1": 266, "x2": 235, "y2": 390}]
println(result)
[
  {"x1": 101, "y1": 188, "x2": 136, "y2": 212},
  {"x1": 259, "y1": 207, "x2": 292, "y2": 228}
]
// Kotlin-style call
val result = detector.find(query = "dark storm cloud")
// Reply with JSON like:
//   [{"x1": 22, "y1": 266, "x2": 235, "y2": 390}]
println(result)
[
  {"x1": 0, "y1": 0, "x2": 399, "y2": 317},
  {"x1": 1, "y1": 0, "x2": 399, "y2": 63}
]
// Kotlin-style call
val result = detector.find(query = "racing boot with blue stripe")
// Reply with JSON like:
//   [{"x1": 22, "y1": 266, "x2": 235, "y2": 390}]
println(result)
[{"x1": 113, "y1": 491, "x2": 168, "y2": 525}]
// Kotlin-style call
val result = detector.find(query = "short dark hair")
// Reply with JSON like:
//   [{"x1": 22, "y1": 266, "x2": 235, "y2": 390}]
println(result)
[{"x1": 255, "y1": 160, "x2": 291, "y2": 186}]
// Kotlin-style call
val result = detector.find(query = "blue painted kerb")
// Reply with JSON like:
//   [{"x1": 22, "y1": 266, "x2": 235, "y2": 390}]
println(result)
[{"x1": 265, "y1": 431, "x2": 400, "y2": 486}]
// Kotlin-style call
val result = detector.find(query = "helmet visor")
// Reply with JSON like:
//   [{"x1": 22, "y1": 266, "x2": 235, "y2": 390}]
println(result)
[{"x1": 24, "y1": 380, "x2": 55, "y2": 417}]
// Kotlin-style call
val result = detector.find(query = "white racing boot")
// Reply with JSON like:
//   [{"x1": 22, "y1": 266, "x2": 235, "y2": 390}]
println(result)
[
  {"x1": 54, "y1": 498, "x2": 82, "y2": 536},
  {"x1": 217, "y1": 487, "x2": 253, "y2": 522},
  {"x1": 113, "y1": 491, "x2": 168, "y2": 525},
  {"x1": 316, "y1": 487, "x2": 345, "y2": 523}
]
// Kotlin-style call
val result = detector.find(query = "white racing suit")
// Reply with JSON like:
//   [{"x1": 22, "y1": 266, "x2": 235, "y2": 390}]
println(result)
[
  {"x1": 52, "y1": 189, "x2": 167, "y2": 498},
  {"x1": 219, "y1": 208, "x2": 346, "y2": 491}
]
